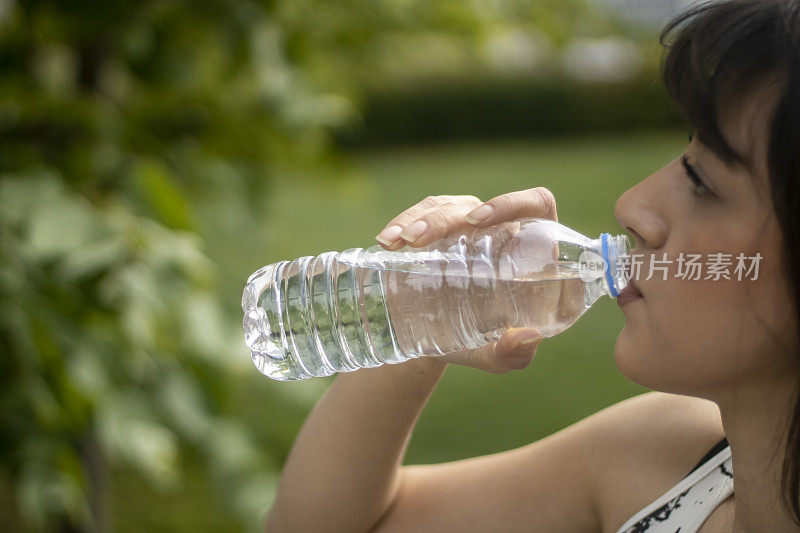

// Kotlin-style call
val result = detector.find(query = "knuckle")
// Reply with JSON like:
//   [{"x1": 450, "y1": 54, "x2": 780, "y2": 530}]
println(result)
[
  {"x1": 421, "y1": 195, "x2": 443, "y2": 208},
  {"x1": 485, "y1": 345, "x2": 510, "y2": 374},
  {"x1": 487, "y1": 192, "x2": 513, "y2": 211},
  {"x1": 467, "y1": 188, "x2": 556, "y2": 222},
  {"x1": 465, "y1": 347, "x2": 481, "y2": 369},
  {"x1": 532, "y1": 187, "x2": 557, "y2": 217},
  {"x1": 423, "y1": 209, "x2": 457, "y2": 232},
  {"x1": 465, "y1": 346, "x2": 495, "y2": 373}
]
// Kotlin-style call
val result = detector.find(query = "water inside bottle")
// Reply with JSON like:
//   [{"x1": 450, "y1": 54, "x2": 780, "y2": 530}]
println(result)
[{"x1": 243, "y1": 255, "x2": 591, "y2": 381}]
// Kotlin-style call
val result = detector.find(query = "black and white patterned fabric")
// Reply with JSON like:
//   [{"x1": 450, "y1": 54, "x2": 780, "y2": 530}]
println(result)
[{"x1": 615, "y1": 438, "x2": 732, "y2": 533}]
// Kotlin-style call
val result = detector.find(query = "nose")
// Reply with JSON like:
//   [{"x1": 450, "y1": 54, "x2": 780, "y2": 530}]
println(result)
[{"x1": 613, "y1": 165, "x2": 671, "y2": 252}]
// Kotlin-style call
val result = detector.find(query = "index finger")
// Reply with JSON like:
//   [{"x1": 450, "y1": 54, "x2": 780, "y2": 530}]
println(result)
[{"x1": 464, "y1": 187, "x2": 558, "y2": 227}]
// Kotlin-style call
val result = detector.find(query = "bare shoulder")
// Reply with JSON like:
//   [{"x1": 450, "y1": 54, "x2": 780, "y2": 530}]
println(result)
[
  {"x1": 583, "y1": 391, "x2": 723, "y2": 457},
  {"x1": 370, "y1": 391, "x2": 722, "y2": 533},
  {"x1": 581, "y1": 391, "x2": 725, "y2": 532}
]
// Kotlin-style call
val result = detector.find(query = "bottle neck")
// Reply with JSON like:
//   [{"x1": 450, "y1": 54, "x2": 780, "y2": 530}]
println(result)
[{"x1": 597, "y1": 233, "x2": 630, "y2": 298}]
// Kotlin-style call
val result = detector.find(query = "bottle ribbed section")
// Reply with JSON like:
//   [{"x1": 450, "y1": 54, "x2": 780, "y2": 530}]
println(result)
[{"x1": 243, "y1": 248, "x2": 415, "y2": 381}]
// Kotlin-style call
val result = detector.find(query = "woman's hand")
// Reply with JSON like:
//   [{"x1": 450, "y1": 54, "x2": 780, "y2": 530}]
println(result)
[{"x1": 373, "y1": 188, "x2": 558, "y2": 375}]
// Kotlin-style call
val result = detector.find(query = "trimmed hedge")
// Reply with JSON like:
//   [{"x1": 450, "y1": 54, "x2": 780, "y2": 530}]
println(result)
[{"x1": 338, "y1": 73, "x2": 684, "y2": 147}]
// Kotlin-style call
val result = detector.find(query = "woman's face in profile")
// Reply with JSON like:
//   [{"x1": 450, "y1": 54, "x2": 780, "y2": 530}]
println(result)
[{"x1": 612, "y1": 82, "x2": 799, "y2": 400}]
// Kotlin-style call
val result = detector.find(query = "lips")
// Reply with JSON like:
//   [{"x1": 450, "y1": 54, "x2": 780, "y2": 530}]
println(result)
[
  {"x1": 617, "y1": 279, "x2": 643, "y2": 307},
  {"x1": 627, "y1": 279, "x2": 643, "y2": 297}
]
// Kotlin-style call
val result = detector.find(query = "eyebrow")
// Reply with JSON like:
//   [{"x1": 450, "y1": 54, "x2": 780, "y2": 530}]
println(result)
[
  {"x1": 713, "y1": 141, "x2": 753, "y2": 173},
  {"x1": 690, "y1": 129, "x2": 753, "y2": 174}
]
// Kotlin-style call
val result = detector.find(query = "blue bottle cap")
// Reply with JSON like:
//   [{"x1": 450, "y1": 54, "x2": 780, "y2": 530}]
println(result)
[{"x1": 600, "y1": 233, "x2": 620, "y2": 298}]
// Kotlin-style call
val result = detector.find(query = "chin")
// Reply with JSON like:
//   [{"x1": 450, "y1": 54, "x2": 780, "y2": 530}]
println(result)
[
  {"x1": 613, "y1": 328, "x2": 687, "y2": 394},
  {"x1": 614, "y1": 338, "x2": 713, "y2": 398}
]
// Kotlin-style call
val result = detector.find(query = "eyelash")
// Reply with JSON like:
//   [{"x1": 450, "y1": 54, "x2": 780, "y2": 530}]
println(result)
[{"x1": 681, "y1": 155, "x2": 712, "y2": 197}]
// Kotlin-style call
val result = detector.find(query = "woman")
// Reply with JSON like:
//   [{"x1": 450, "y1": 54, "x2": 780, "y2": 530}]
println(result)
[{"x1": 265, "y1": 1, "x2": 800, "y2": 531}]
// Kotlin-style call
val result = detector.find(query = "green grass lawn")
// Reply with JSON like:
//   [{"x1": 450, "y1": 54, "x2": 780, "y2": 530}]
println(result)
[{"x1": 112, "y1": 130, "x2": 687, "y2": 531}]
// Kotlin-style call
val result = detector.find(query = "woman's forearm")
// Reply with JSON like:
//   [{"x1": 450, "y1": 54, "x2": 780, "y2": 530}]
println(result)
[{"x1": 264, "y1": 356, "x2": 448, "y2": 533}]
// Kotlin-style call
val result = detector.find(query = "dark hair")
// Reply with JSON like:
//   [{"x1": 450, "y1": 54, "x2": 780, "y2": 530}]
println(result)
[{"x1": 659, "y1": 0, "x2": 800, "y2": 522}]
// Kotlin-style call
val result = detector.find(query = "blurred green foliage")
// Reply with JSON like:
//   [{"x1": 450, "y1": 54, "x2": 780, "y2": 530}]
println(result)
[
  {"x1": 0, "y1": 0, "x2": 352, "y2": 529},
  {"x1": 0, "y1": 0, "x2": 680, "y2": 531},
  {"x1": 0, "y1": 173, "x2": 270, "y2": 528}
]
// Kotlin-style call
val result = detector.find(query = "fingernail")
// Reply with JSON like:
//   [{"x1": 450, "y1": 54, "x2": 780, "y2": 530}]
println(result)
[
  {"x1": 465, "y1": 204, "x2": 493, "y2": 225},
  {"x1": 375, "y1": 225, "x2": 403, "y2": 246},
  {"x1": 517, "y1": 333, "x2": 542, "y2": 348},
  {"x1": 400, "y1": 220, "x2": 427, "y2": 243}
]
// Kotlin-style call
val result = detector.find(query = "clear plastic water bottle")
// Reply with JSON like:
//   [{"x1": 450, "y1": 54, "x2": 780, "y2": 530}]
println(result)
[{"x1": 242, "y1": 217, "x2": 630, "y2": 381}]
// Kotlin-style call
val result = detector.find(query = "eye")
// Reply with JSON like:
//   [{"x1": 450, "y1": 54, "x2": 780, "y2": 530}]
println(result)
[{"x1": 681, "y1": 155, "x2": 713, "y2": 197}]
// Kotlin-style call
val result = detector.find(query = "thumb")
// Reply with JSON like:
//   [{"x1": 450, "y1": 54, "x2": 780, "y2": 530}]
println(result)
[{"x1": 468, "y1": 327, "x2": 543, "y2": 374}]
